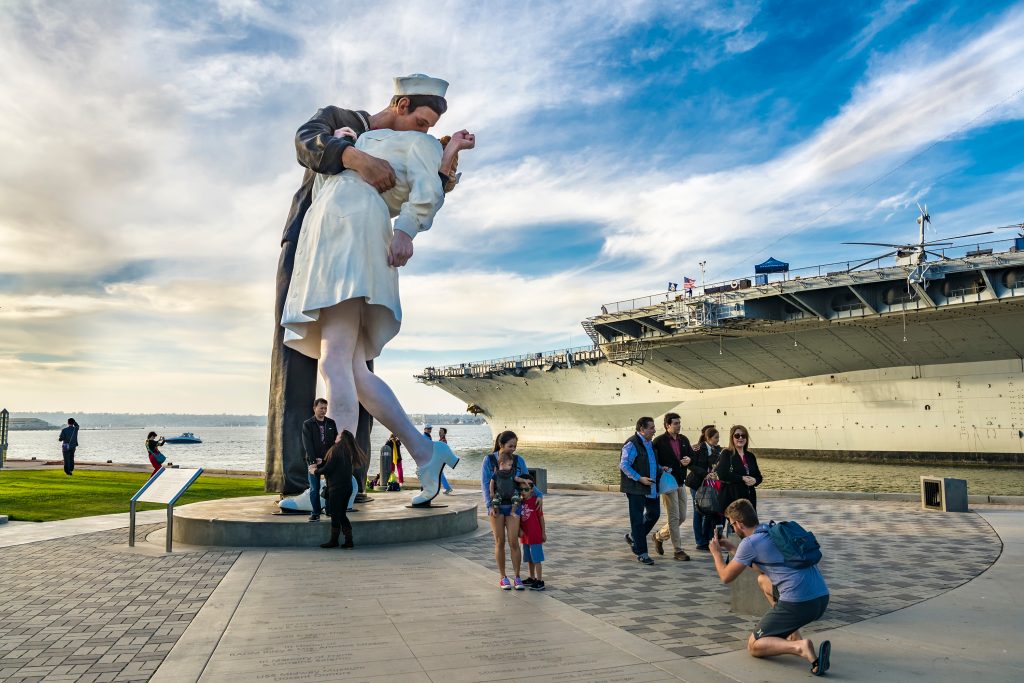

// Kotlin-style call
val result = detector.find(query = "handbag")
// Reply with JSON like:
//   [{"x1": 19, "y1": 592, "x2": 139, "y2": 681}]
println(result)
[
  {"x1": 695, "y1": 478, "x2": 722, "y2": 514},
  {"x1": 658, "y1": 472, "x2": 680, "y2": 495}
]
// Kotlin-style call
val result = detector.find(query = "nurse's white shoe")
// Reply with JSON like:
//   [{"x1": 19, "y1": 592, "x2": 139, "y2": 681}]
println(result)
[{"x1": 411, "y1": 442, "x2": 459, "y2": 506}]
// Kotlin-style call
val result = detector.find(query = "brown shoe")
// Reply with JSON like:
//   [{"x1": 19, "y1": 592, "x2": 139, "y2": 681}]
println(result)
[
  {"x1": 674, "y1": 550, "x2": 691, "y2": 561},
  {"x1": 652, "y1": 533, "x2": 664, "y2": 555}
]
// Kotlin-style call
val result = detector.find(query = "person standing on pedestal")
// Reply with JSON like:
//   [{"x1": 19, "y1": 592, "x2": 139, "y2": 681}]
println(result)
[
  {"x1": 280, "y1": 74, "x2": 475, "y2": 507},
  {"x1": 302, "y1": 398, "x2": 338, "y2": 522},
  {"x1": 266, "y1": 73, "x2": 455, "y2": 497}
]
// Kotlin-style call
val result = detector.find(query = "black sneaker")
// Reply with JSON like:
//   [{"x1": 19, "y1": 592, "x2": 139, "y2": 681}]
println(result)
[
  {"x1": 530, "y1": 580, "x2": 546, "y2": 591},
  {"x1": 624, "y1": 533, "x2": 634, "y2": 552},
  {"x1": 308, "y1": 514, "x2": 320, "y2": 522},
  {"x1": 638, "y1": 553, "x2": 655, "y2": 565},
  {"x1": 522, "y1": 577, "x2": 537, "y2": 586}
]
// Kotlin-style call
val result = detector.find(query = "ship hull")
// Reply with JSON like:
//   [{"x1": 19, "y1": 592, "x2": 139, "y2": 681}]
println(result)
[{"x1": 429, "y1": 357, "x2": 1024, "y2": 466}]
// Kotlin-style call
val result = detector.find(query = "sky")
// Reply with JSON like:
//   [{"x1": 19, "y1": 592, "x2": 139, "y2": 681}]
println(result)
[{"x1": 2, "y1": 0, "x2": 1024, "y2": 415}]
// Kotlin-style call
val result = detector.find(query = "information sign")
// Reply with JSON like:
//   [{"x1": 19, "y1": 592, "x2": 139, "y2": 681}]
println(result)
[
  {"x1": 136, "y1": 468, "x2": 203, "y2": 504},
  {"x1": 129, "y1": 467, "x2": 203, "y2": 552}
]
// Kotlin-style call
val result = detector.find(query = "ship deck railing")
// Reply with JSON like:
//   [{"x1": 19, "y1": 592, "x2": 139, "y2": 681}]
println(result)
[
  {"x1": 417, "y1": 344, "x2": 603, "y2": 380},
  {"x1": 598, "y1": 236, "x2": 1024, "y2": 314}
]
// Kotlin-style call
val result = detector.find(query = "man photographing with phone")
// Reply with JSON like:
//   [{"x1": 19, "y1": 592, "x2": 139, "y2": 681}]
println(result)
[{"x1": 710, "y1": 499, "x2": 833, "y2": 677}]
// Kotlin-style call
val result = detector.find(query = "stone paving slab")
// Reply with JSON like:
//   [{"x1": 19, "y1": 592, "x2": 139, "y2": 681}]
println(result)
[
  {"x1": 441, "y1": 493, "x2": 1000, "y2": 657},
  {"x1": 0, "y1": 525, "x2": 239, "y2": 682}
]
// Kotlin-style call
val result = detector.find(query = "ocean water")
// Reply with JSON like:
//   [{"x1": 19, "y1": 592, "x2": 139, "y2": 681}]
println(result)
[{"x1": 7, "y1": 423, "x2": 1024, "y2": 495}]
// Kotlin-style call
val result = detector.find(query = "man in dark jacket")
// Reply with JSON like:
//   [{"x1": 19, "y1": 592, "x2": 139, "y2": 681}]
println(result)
[
  {"x1": 302, "y1": 398, "x2": 339, "y2": 521},
  {"x1": 265, "y1": 74, "x2": 450, "y2": 496},
  {"x1": 651, "y1": 412, "x2": 692, "y2": 561},
  {"x1": 57, "y1": 418, "x2": 79, "y2": 476},
  {"x1": 619, "y1": 416, "x2": 669, "y2": 565}
]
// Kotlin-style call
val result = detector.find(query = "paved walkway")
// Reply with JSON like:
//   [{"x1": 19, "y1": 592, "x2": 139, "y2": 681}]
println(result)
[{"x1": 0, "y1": 492, "x2": 1019, "y2": 682}]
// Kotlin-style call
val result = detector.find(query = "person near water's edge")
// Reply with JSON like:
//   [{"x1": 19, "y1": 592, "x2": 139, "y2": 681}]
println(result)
[
  {"x1": 302, "y1": 398, "x2": 338, "y2": 521},
  {"x1": 710, "y1": 499, "x2": 832, "y2": 676},
  {"x1": 57, "y1": 418, "x2": 79, "y2": 476},
  {"x1": 651, "y1": 412, "x2": 691, "y2": 561}
]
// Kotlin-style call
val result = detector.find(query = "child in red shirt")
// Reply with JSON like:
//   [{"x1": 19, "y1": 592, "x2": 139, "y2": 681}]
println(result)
[{"x1": 518, "y1": 473, "x2": 547, "y2": 590}]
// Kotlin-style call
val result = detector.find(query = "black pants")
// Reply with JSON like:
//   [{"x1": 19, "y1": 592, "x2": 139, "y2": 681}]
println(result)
[
  {"x1": 327, "y1": 484, "x2": 353, "y2": 535},
  {"x1": 265, "y1": 239, "x2": 374, "y2": 495},
  {"x1": 62, "y1": 447, "x2": 76, "y2": 475}
]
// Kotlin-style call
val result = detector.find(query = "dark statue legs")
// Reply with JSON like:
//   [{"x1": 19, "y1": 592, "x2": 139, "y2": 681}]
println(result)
[{"x1": 265, "y1": 239, "x2": 373, "y2": 495}]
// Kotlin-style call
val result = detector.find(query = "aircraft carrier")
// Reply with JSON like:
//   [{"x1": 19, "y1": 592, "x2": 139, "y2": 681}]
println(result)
[{"x1": 418, "y1": 218, "x2": 1024, "y2": 465}]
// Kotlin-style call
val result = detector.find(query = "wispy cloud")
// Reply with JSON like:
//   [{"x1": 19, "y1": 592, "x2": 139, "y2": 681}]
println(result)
[{"x1": 1, "y1": 0, "x2": 1022, "y2": 414}]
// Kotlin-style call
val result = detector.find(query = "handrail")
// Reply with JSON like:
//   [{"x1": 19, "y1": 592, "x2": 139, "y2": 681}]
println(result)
[
  {"x1": 598, "y1": 237, "x2": 1024, "y2": 314},
  {"x1": 419, "y1": 344, "x2": 602, "y2": 376}
]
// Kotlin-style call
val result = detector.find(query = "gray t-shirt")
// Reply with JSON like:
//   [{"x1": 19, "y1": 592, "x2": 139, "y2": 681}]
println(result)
[{"x1": 734, "y1": 524, "x2": 829, "y2": 603}]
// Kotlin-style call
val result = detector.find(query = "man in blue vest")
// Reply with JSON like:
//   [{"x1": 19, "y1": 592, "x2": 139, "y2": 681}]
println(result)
[{"x1": 620, "y1": 416, "x2": 669, "y2": 565}]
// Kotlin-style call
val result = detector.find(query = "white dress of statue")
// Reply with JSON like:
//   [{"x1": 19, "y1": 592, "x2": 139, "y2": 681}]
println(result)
[{"x1": 280, "y1": 127, "x2": 462, "y2": 506}]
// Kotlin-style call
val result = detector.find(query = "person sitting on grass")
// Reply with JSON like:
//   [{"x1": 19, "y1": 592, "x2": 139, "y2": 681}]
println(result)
[
  {"x1": 517, "y1": 473, "x2": 547, "y2": 591},
  {"x1": 710, "y1": 499, "x2": 832, "y2": 677}
]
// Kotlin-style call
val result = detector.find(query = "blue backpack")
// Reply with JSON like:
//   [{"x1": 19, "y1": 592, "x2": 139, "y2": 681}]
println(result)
[{"x1": 757, "y1": 521, "x2": 822, "y2": 569}]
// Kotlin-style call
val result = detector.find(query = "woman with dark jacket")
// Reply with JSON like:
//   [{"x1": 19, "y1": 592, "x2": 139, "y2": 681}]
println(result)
[
  {"x1": 715, "y1": 424, "x2": 763, "y2": 511},
  {"x1": 310, "y1": 430, "x2": 365, "y2": 549},
  {"x1": 686, "y1": 426, "x2": 722, "y2": 550}
]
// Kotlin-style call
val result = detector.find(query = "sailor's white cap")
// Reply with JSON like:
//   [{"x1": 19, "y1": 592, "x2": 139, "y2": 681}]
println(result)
[{"x1": 394, "y1": 73, "x2": 449, "y2": 98}]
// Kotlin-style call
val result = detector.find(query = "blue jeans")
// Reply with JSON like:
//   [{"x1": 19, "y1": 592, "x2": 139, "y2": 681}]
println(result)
[
  {"x1": 308, "y1": 471, "x2": 322, "y2": 515},
  {"x1": 441, "y1": 472, "x2": 452, "y2": 492},
  {"x1": 626, "y1": 493, "x2": 660, "y2": 556},
  {"x1": 692, "y1": 495, "x2": 719, "y2": 547}
]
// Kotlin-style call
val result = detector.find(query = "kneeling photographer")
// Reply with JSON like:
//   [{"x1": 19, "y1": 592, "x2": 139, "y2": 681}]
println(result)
[{"x1": 710, "y1": 499, "x2": 833, "y2": 677}]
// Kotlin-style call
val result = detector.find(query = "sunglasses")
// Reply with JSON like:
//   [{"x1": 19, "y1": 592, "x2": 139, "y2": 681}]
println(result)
[
  {"x1": 518, "y1": 485, "x2": 533, "y2": 491},
  {"x1": 733, "y1": 433, "x2": 747, "y2": 439}
]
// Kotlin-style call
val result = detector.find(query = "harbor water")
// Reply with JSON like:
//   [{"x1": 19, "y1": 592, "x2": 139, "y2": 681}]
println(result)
[{"x1": 7, "y1": 423, "x2": 1024, "y2": 495}]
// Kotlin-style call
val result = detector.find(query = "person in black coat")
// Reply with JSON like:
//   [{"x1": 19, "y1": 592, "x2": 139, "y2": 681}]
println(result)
[
  {"x1": 301, "y1": 398, "x2": 339, "y2": 521},
  {"x1": 715, "y1": 425, "x2": 763, "y2": 511},
  {"x1": 57, "y1": 418, "x2": 79, "y2": 476},
  {"x1": 311, "y1": 430, "x2": 364, "y2": 549},
  {"x1": 687, "y1": 425, "x2": 723, "y2": 550}
]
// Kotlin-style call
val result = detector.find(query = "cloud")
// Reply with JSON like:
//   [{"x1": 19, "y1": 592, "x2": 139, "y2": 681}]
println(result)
[{"x1": 1, "y1": 0, "x2": 1022, "y2": 415}]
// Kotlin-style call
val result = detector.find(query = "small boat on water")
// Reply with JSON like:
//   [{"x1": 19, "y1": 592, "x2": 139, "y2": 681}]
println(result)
[{"x1": 164, "y1": 432, "x2": 202, "y2": 444}]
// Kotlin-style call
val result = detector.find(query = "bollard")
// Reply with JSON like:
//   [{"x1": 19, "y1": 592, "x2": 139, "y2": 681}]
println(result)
[{"x1": 378, "y1": 453, "x2": 392, "y2": 489}]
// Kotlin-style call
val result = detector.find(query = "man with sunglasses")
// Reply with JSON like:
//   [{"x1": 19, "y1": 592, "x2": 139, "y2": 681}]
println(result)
[{"x1": 710, "y1": 499, "x2": 832, "y2": 676}]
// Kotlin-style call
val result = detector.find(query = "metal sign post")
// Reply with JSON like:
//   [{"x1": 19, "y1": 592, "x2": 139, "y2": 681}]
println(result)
[
  {"x1": 129, "y1": 467, "x2": 203, "y2": 552},
  {"x1": 0, "y1": 408, "x2": 9, "y2": 469}
]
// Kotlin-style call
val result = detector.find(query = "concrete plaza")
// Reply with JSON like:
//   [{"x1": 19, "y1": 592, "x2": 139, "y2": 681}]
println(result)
[{"x1": 0, "y1": 491, "x2": 1020, "y2": 682}]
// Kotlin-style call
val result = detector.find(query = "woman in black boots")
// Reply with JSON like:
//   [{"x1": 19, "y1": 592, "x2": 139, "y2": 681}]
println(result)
[{"x1": 310, "y1": 430, "x2": 361, "y2": 549}]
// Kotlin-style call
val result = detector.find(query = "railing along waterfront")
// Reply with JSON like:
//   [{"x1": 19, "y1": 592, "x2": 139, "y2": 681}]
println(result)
[
  {"x1": 418, "y1": 344, "x2": 603, "y2": 379},
  {"x1": 599, "y1": 237, "x2": 1024, "y2": 314}
]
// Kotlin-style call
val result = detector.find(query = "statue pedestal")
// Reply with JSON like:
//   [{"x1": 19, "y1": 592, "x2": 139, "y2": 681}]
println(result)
[{"x1": 162, "y1": 494, "x2": 477, "y2": 548}]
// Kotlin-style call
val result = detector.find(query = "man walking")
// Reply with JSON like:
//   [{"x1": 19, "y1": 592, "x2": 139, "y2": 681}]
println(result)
[
  {"x1": 620, "y1": 417, "x2": 668, "y2": 565},
  {"x1": 57, "y1": 418, "x2": 79, "y2": 476},
  {"x1": 266, "y1": 75, "x2": 450, "y2": 497},
  {"x1": 710, "y1": 499, "x2": 832, "y2": 676},
  {"x1": 652, "y1": 412, "x2": 692, "y2": 561},
  {"x1": 302, "y1": 399, "x2": 338, "y2": 522}
]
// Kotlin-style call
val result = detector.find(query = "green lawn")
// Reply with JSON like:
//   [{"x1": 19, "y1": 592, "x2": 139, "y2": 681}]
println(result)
[{"x1": 0, "y1": 469, "x2": 269, "y2": 522}]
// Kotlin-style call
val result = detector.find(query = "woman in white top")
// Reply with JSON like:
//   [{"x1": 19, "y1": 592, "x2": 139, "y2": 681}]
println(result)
[{"x1": 283, "y1": 124, "x2": 474, "y2": 506}]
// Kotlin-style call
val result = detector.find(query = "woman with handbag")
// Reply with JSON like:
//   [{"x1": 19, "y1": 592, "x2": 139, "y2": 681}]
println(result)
[
  {"x1": 310, "y1": 430, "x2": 365, "y2": 549},
  {"x1": 715, "y1": 425, "x2": 763, "y2": 512},
  {"x1": 145, "y1": 432, "x2": 166, "y2": 475},
  {"x1": 686, "y1": 426, "x2": 722, "y2": 550}
]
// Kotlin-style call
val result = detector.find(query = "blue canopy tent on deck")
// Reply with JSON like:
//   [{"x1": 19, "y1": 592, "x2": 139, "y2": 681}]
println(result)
[{"x1": 754, "y1": 257, "x2": 789, "y2": 283}]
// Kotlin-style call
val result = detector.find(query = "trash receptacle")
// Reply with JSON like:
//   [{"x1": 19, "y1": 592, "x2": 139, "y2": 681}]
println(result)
[
  {"x1": 378, "y1": 453, "x2": 392, "y2": 488},
  {"x1": 528, "y1": 467, "x2": 548, "y2": 494},
  {"x1": 920, "y1": 476, "x2": 968, "y2": 512}
]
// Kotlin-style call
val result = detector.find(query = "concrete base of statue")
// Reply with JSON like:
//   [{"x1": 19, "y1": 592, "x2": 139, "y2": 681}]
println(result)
[{"x1": 165, "y1": 494, "x2": 477, "y2": 548}]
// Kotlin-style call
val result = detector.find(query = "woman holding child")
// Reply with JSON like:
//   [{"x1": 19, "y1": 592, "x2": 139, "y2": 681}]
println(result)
[{"x1": 481, "y1": 430, "x2": 538, "y2": 590}]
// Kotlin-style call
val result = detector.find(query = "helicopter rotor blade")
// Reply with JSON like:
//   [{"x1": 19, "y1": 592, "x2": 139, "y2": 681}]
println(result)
[
  {"x1": 847, "y1": 251, "x2": 897, "y2": 272},
  {"x1": 929, "y1": 230, "x2": 993, "y2": 241},
  {"x1": 842, "y1": 241, "x2": 906, "y2": 248}
]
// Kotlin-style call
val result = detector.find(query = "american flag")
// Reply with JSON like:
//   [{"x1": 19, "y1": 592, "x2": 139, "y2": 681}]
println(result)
[{"x1": 683, "y1": 277, "x2": 696, "y2": 291}]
